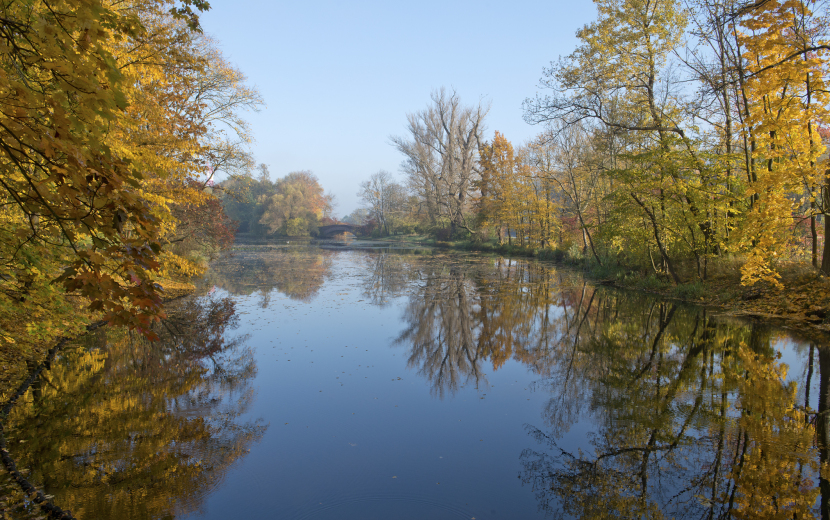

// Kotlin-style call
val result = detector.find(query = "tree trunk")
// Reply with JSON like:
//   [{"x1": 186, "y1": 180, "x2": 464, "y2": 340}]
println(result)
[
  {"x1": 813, "y1": 209, "x2": 818, "y2": 268},
  {"x1": 632, "y1": 193, "x2": 682, "y2": 285},
  {"x1": 818, "y1": 346, "x2": 830, "y2": 520},
  {"x1": 581, "y1": 226, "x2": 588, "y2": 254},
  {"x1": 577, "y1": 211, "x2": 602, "y2": 266},
  {"x1": 822, "y1": 211, "x2": 830, "y2": 275}
]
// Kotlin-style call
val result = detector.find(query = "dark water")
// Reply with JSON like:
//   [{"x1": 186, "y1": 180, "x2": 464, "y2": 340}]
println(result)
[{"x1": 2, "y1": 241, "x2": 827, "y2": 519}]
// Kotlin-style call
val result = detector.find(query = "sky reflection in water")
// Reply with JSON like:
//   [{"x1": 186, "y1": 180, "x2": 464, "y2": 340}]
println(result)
[{"x1": 2, "y1": 242, "x2": 826, "y2": 520}]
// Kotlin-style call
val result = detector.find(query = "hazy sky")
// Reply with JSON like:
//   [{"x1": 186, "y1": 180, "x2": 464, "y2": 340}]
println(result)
[{"x1": 200, "y1": 1, "x2": 597, "y2": 215}]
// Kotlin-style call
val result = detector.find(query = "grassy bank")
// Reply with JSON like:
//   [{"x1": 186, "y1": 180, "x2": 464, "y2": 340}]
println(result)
[{"x1": 359, "y1": 234, "x2": 830, "y2": 336}]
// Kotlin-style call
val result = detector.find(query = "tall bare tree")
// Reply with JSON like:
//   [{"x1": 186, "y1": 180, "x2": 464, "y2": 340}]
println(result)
[{"x1": 391, "y1": 88, "x2": 489, "y2": 234}]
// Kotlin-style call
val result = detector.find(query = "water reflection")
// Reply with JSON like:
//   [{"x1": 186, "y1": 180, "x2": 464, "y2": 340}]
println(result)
[
  {"x1": 518, "y1": 297, "x2": 820, "y2": 519},
  {"x1": 205, "y1": 246, "x2": 333, "y2": 303},
  {"x1": 3, "y1": 245, "x2": 827, "y2": 519},
  {"x1": 360, "y1": 252, "x2": 418, "y2": 307},
  {"x1": 3, "y1": 296, "x2": 265, "y2": 520},
  {"x1": 389, "y1": 252, "x2": 826, "y2": 518},
  {"x1": 396, "y1": 257, "x2": 597, "y2": 398},
  {"x1": 396, "y1": 262, "x2": 484, "y2": 397}
]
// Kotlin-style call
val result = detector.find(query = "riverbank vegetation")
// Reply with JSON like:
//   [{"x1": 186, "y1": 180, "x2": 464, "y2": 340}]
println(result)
[
  {"x1": 218, "y1": 167, "x2": 336, "y2": 238},
  {"x1": 0, "y1": 0, "x2": 259, "y2": 395},
  {"x1": 353, "y1": 0, "x2": 830, "y2": 306}
]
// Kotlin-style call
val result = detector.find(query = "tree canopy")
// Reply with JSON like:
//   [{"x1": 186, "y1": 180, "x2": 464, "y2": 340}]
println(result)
[
  {"x1": 0, "y1": 0, "x2": 258, "y2": 351},
  {"x1": 383, "y1": 0, "x2": 830, "y2": 288}
]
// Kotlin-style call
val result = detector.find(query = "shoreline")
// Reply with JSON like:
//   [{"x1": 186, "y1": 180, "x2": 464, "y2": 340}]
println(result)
[{"x1": 346, "y1": 235, "x2": 830, "y2": 341}]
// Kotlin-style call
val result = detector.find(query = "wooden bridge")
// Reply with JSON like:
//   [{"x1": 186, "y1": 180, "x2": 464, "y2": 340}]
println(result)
[{"x1": 317, "y1": 224, "x2": 359, "y2": 237}]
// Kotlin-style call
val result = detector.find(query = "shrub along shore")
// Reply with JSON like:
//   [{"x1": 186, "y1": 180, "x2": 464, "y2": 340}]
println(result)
[{"x1": 354, "y1": 234, "x2": 830, "y2": 338}]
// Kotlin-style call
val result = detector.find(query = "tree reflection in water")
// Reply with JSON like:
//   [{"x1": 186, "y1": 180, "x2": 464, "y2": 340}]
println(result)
[
  {"x1": 394, "y1": 254, "x2": 826, "y2": 518},
  {"x1": 396, "y1": 262, "x2": 484, "y2": 397},
  {"x1": 205, "y1": 246, "x2": 334, "y2": 304},
  {"x1": 395, "y1": 257, "x2": 588, "y2": 398},
  {"x1": 359, "y1": 251, "x2": 418, "y2": 307},
  {"x1": 3, "y1": 295, "x2": 265, "y2": 520},
  {"x1": 519, "y1": 295, "x2": 823, "y2": 519},
  {"x1": 7, "y1": 247, "x2": 818, "y2": 519}
]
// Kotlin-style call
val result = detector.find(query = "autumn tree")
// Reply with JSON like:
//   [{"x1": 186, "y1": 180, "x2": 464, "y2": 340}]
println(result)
[
  {"x1": 0, "y1": 0, "x2": 236, "y2": 352},
  {"x1": 734, "y1": 0, "x2": 830, "y2": 283},
  {"x1": 0, "y1": 0, "x2": 258, "y2": 356},
  {"x1": 477, "y1": 132, "x2": 516, "y2": 244},
  {"x1": 220, "y1": 164, "x2": 279, "y2": 235},
  {"x1": 109, "y1": 17, "x2": 261, "y2": 274},
  {"x1": 259, "y1": 171, "x2": 333, "y2": 236},
  {"x1": 530, "y1": 123, "x2": 603, "y2": 262},
  {"x1": 523, "y1": 0, "x2": 738, "y2": 283},
  {"x1": 1, "y1": 0, "x2": 164, "y2": 340},
  {"x1": 477, "y1": 132, "x2": 560, "y2": 248}
]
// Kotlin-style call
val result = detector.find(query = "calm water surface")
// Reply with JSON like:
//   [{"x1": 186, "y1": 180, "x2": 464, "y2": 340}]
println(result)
[{"x1": 2, "y1": 241, "x2": 826, "y2": 519}]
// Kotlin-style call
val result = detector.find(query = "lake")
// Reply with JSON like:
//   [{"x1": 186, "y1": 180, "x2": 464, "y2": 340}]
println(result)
[{"x1": 1, "y1": 240, "x2": 826, "y2": 519}]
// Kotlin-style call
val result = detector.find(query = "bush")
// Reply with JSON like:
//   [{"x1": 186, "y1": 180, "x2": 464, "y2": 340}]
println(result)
[
  {"x1": 435, "y1": 228, "x2": 451, "y2": 241},
  {"x1": 567, "y1": 244, "x2": 584, "y2": 262},
  {"x1": 639, "y1": 274, "x2": 668, "y2": 291},
  {"x1": 672, "y1": 281, "x2": 708, "y2": 300}
]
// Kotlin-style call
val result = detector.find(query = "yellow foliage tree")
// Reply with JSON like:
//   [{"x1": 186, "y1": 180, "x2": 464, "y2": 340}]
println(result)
[
  {"x1": 0, "y1": 0, "x2": 256, "y2": 355},
  {"x1": 478, "y1": 132, "x2": 558, "y2": 247},
  {"x1": 737, "y1": 0, "x2": 830, "y2": 285}
]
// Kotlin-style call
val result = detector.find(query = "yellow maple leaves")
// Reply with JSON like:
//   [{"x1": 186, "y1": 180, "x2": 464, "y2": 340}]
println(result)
[
  {"x1": 737, "y1": 0, "x2": 830, "y2": 285},
  {"x1": 0, "y1": 0, "x2": 258, "y2": 351}
]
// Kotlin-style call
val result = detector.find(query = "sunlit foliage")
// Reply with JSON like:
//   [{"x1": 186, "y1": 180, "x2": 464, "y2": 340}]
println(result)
[{"x1": 0, "y1": 0, "x2": 258, "y2": 355}]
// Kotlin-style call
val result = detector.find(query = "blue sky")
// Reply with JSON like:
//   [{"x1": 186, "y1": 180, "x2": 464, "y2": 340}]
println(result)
[{"x1": 200, "y1": 1, "x2": 597, "y2": 215}]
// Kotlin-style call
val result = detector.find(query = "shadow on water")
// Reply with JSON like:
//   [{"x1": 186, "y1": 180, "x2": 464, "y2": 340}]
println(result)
[{"x1": 0, "y1": 296, "x2": 266, "y2": 520}]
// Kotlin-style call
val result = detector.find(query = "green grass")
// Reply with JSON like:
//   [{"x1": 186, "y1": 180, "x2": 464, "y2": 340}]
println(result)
[
  {"x1": 671, "y1": 281, "x2": 709, "y2": 301},
  {"x1": 638, "y1": 274, "x2": 671, "y2": 291}
]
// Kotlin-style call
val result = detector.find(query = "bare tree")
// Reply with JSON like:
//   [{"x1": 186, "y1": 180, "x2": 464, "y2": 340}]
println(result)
[
  {"x1": 358, "y1": 170, "x2": 405, "y2": 235},
  {"x1": 529, "y1": 122, "x2": 604, "y2": 264},
  {"x1": 390, "y1": 88, "x2": 489, "y2": 234}
]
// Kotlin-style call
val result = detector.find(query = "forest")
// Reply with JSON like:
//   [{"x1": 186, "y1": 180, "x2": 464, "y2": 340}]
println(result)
[
  {"x1": 2, "y1": 0, "x2": 829, "y2": 383},
  {"x1": 352, "y1": 0, "x2": 830, "y2": 293},
  {"x1": 218, "y1": 166, "x2": 335, "y2": 238}
]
